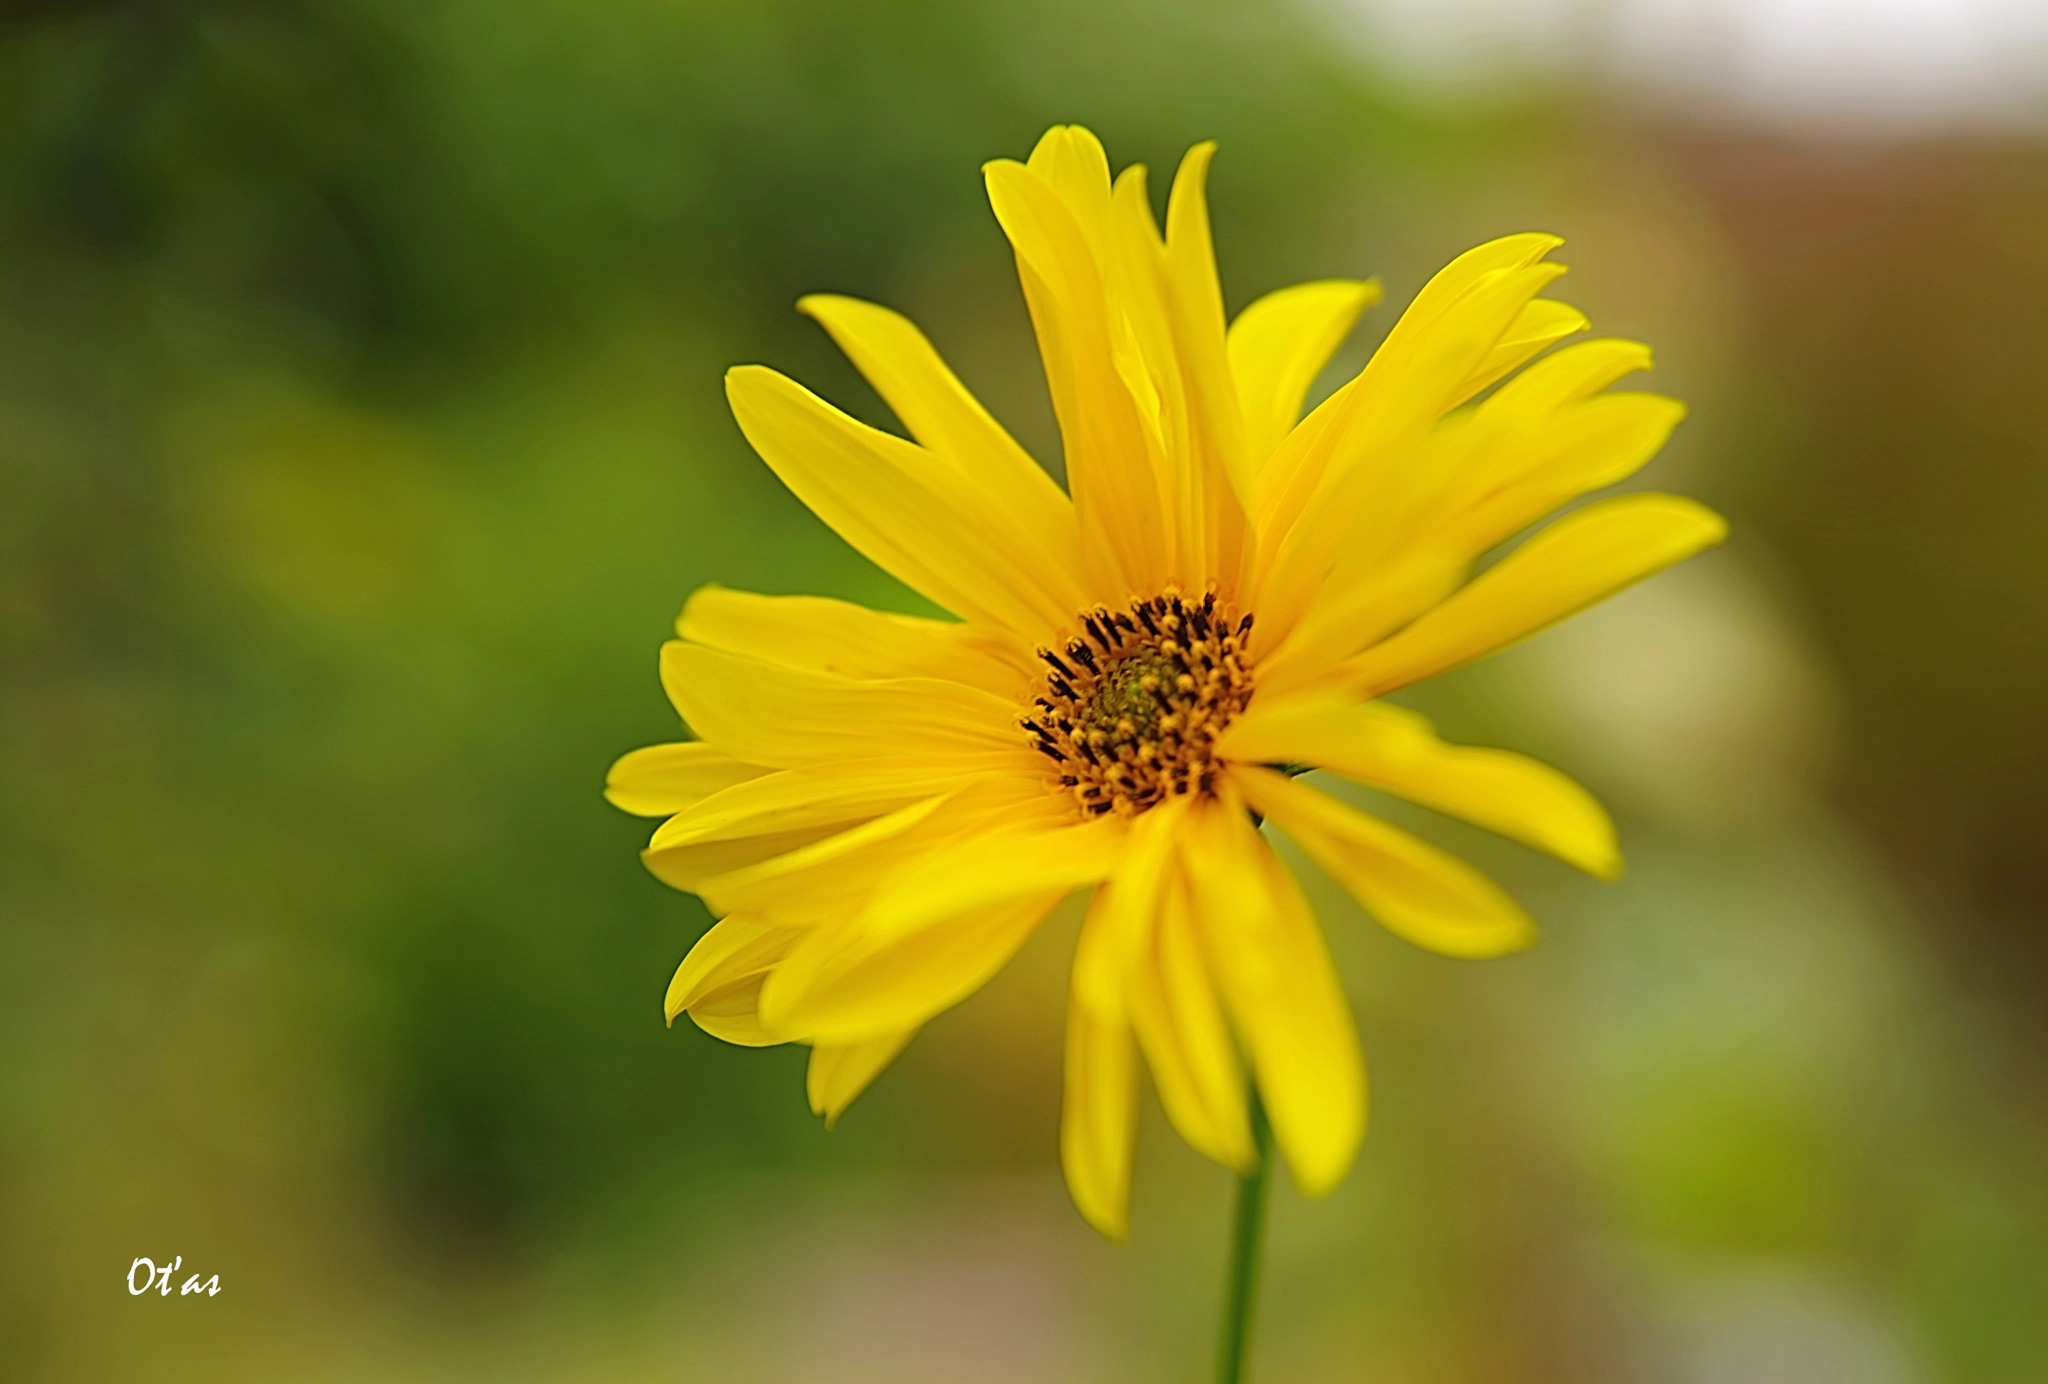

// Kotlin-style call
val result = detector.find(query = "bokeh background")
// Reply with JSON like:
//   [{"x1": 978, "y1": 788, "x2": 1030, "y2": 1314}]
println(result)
[{"x1": 4, "y1": 1, "x2": 2046, "y2": 1380}]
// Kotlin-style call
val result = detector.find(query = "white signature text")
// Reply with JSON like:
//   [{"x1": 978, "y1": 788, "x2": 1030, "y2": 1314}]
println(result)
[{"x1": 127, "y1": 1257, "x2": 220, "y2": 1297}]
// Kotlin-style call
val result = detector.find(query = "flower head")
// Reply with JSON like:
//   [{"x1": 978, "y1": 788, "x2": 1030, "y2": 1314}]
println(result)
[{"x1": 608, "y1": 125, "x2": 1724, "y2": 1237}]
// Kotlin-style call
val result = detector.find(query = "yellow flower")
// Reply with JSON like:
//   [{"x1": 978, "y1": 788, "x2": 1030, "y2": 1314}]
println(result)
[{"x1": 607, "y1": 125, "x2": 1723, "y2": 1238}]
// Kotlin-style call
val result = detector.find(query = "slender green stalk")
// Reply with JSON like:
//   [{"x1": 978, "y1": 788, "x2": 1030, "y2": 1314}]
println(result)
[{"x1": 1215, "y1": 1088, "x2": 1275, "y2": 1384}]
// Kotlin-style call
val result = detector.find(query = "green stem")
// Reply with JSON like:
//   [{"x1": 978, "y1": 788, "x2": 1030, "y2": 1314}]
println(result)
[{"x1": 1215, "y1": 1087, "x2": 1274, "y2": 1384}]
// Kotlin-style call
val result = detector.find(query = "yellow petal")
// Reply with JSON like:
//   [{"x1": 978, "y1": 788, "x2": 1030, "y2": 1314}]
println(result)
[
  {"x1": 1245, "y1": 229, "x2": 1548, "y2": 552},
  {"x1": 692, "y1": 794, "x2": 957, "y2": 920},
  {"x1": 1240, "y1": 376, "x2": 1356, "y2": 632},
  {"x1": 691, "y1": 776, "x2": 1070, "y2": 925},
  {"x1": 1128, "y1": 864, "x2": 1254, "y2": 1172},
  {"x1": 1255, "y1": 370, "x2": 1684, "y2": 692},
  {"x1": 1340, "y1": 243, "x2": 1568, "y2": 439},
  {"x1": 1480, "y1": 337, "x2": 1655, "y2": 423},
  {"x1": 643, "y1": 759, "x2": 992, "y2": 895},
  {"x1": 860, "y1": 814, "x2": 1128, "y2": 940},
  {"x1": 1103, "y1": 163, "x2": 1198, "y2": 586},
  {"x1": 1027, "y1": 124, "x2": 1114, "y2": 249},
  {"x1": 665, "y1": 915, "x2": 803, "y2": 1046},
  {"x1": 1233, "y1": 765, "x2": 1537, "y2": 960},
  {"x1": 1449, "y1": 296, "x2": 1588, "y2": 406},
  {"x1": 1061, "y1": 982, "x2": 1138, "y2": 1240},
  {"x1": 604, "y1": 741, "x2": 773, "y2": 818},
  {"x1": 1221, "y1": 697, "x2": 1619, "y2": 878},
  {"x1": 1180, "y1": 789, "x2": 1363, "y2": 1197},
  {"x1": 794, "y1": 295, "x2": 1083, "y2": 583},
  {"x1": 1228, "y1": 278, "x2": 1382, "y2": 467},
  {"x1": 725, "y1": 364, "x2": 1085, "y2": 634},
  {"x1": 1160, "y1": 141, "x2": 1252, "y2": 580},
  {"x1": 1376, "y1": 233, "x2": 1564, "y2": 371},
  {"x1": 985, "y1": 155, "x2": 1169, "y2": 596},
  {"x1": 678, "y1": 584, "x2": 1029, "y2": 696},
  {"x1": 650, "y1": 759, "x2": 982, "y2": 846},
  {"x1": 1431, "y1": 392, "x2": 1687, "y2": 560},
  {"x1": 646, "y1": 822, "x2": 863, "y2": 895},
  {"x1": 1251, "y1": 543, "x2": 1465, "y2": 701},
  {"x1": 1069, "y1": 795, "x2": 1190, "y2": 1021},
  {"x1": 666, "y1": 914, "x2": 795, "y2": 1020},
  {"x1": 1253, "y1": 242, "x2": 1572, "y2": 649},
  {"x1": 1340, "y1": 494, "x2": 1728, "y2": 698},
  {"x1": 808, "y1": 1029, "x2": 917, "y2": 1128},
  {"x1": 689, "y1": 979, "x2": 783, "y2": 1046},
  {"x1": 761, "y1": 889, "x2": 1067, "y2": 1045},
  {"x1": 660, "y1": 640, "x2": 1024, "y2": 769}
]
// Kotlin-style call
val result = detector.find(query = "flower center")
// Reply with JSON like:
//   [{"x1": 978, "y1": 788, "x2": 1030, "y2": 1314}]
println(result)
[{"x1": 1023, "y1": 591, "x2": 1255, "y2": 818}]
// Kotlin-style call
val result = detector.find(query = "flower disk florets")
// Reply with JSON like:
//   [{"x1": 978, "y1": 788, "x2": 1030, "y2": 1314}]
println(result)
[{"x1": 1023, "y1": 591, "x2": 1255, "y2": 818}]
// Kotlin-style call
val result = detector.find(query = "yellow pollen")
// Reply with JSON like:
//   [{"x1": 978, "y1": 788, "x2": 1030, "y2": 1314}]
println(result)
[{"x1": 1021, "y1": 590, "x2": 1256, "y2": 819}]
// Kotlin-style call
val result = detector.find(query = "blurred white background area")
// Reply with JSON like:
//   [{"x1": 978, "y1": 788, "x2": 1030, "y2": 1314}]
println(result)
[{"x1": 1323, "y1": 0, "x2": 2048, "y2": 131}]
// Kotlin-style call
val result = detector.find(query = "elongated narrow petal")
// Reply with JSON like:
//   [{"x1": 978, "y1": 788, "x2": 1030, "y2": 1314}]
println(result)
[
  {"x1": 1255, "y1": 257, "x2": 1544, "y2": 568},
  {"x1": 693, "y1": 795, "x2": 961, "y2": 921},
  {"x1": 1180, "y1": 790, "x2": 1363, "y2": 1197},
  {"x1": 1341, "y1": 494, "x2": 1728, "y2": 698},
  {"x1": 1069, "y1": 796, "x2": 1190, "y2": 1020},
  {"x1": 763, "y1": 888, "x2": 1069, "y2": 1045},
  {"x1": 1240, "y1": 378, "x2": 1356, "y2": 648},
  {"x1": 1161, "y1": 141, "x2": 1253, "y2": 574},
  {"x1": 1450, "y1": 296, "x2": 1588, "y2": 406},
  {"x1": 1257, "y1": 373, "x2": 1683, "y2": 693},
  {"x1": 1347, "y1": 242, "x2": 1568, "y2": 427},
  {"x1": 1094, "y1": 156, "x2": 1251, "y2": 591},
  {"x1": 808, "y1": 1030, "x2": 918, "y2": 1128},
  {"x1": 1481, "y1": 338, "x2": 1655, "y2": 423},
  {"x1": 644, "y1": 825, "x2": 855, "y2": 894},
  {"x1": 1234, "y1": 766, "x2": 1537, "y2": 959},
  {"x1": 648, "y1": 759, "x2": 981, "y2": 855},
  {"x1": 605, "y1": 741, "x2": 774, "y2": 817},
  {"x1": 665, "y1": 915, "x2": 804, "y2": 1045},
  {"x1": 986, "y1": 155, "x2": 1169, "y2": 596},
  {"x1": 679, "y1": 585, "x2": 1029, "y2": 695},
  {"x1": 657, "y1": 763, "x2": 1023, "y2": 915},
  {"x1": 666, "y1": 915, "x2": 797, "y2": 1022},
  {"x1": 661, "y1": 641, "x2": 1024, "y2": 769},
  {"x1": 1221, "y1": 696, "x2": 1619, "y2": 878},
  {"x1": 1103, "y1": 164, "x2": 1196, "y2": 580},
  {"x1": 1381, "y1": 233, "x2": 1565, "y2": 352},
  {"x1": 1251, "y1": 543, "x2": 1466, "y2": 700},
  {"x1": 859, "y1": 815, "x2": 1128, "y2": 940},
  {"x1": 1028, "y1": 124, "x2": 1114, "y2": 246},
  {"x1": 1062, "y1": 979, "x2": 1139, "y2": 1240},
  {"x1": 726, "y1": 365, "x2": 1085, "y2": 634},
  {"x1": 795, "y1": 295, "x2": 1082, "y2": 574},
  {"x1": 1253, "y1": 243, "x2": 1575, "y2": 649},
  {"x1": 687, "y1": 981, "x2": 784, "y2": 1046},
  {"x1": 1128, "y1": 864, "x2": 1254, "y2": 1172},
  {"x1": 1228, "y1": 278, "x2": 1381, "y2": 467},
  {"x1": 1430, "y1": 393, "x2": 1688, "y2": 560}
]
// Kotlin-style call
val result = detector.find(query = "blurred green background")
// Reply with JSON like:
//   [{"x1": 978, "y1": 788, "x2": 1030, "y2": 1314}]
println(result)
[{"x1": 3, "y1": 1, "x2": 2045, "y2": 1380}]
